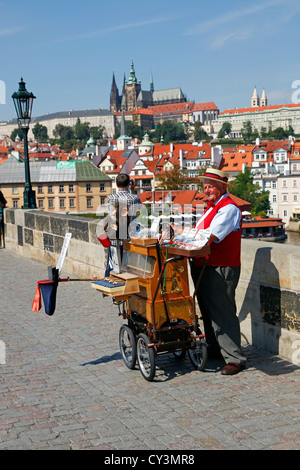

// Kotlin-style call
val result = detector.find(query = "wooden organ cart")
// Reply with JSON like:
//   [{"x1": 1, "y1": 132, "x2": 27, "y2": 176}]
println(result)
[{"x1": 92, "y1": 239, "x2": 210, "y2": 381}]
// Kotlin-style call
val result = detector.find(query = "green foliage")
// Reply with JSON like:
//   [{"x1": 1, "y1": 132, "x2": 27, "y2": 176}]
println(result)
[
  {"x1": 125, "y1": 120, "x2": 144, "y2": 140},
  {"x1": 32, "y1": 122, "x2": 49, "y2": 142},
  {"x1": 194, "y1": 121, "x2": 210, "y2": 141},
  {"x1": 74, "y1": 118, "x2": 90, "y2": 141},
  {"x1": 218, "y1": 121, "x2": 232, "y2": 139},
  {"x1": 10, "y1": 128, "x2": 25, "y2": 141},
  {"x1": 155, "y1": 165, "x2": 186, "y2": 190},
  {"x1": 230, "y1": 167, "x2": 270, "y2": 216},
  {"x1": 152, "y1": 121, "x2": 187, "y2": 144},
  {"x1": 52, "y1": 118, "x2": 104, "y2": 151},
  {"x1": 241, "y1": 120, "x2": 295, "y2": 142}
]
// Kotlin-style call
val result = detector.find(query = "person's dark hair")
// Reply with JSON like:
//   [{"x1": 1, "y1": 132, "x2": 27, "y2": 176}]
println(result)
[{"x1": 116, "y1": 173, "x2": 130, "y2": 188}]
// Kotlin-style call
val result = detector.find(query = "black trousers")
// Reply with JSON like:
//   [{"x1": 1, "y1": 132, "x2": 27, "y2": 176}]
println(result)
[{"x1": 191, "y1": 263, "x2": 246, "y2": 365}]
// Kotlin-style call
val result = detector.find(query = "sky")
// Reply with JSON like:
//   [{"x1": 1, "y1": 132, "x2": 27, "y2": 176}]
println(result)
[{"x1": 1, "y1": 0, "x2": 300, "y2": 122}]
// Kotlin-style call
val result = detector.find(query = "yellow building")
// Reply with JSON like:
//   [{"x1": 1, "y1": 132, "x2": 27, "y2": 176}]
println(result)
[{"x1": 0, "y1": 156, "x2": 112, "y2": 213}]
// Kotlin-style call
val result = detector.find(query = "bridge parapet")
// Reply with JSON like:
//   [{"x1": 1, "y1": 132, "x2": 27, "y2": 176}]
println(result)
[{"x1": 3, "y1": 208, "x2": 300, "y2": 365}]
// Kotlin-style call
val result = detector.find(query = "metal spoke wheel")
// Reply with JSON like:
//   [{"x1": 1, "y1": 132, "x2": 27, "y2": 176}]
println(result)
[
  {"x1": 119, "y1": 325, "x2": 137, "y2": 369},
  {"x1": 137, "y1": 333, "x2": 156, "y2": 381},
  {"x1": 188, "y1": 338, "x2": 208, "y2": 371}
]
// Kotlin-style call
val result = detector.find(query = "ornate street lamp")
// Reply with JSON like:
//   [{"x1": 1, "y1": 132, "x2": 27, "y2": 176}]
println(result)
[{"x1": 12, "y1": 78, "x2": 37, "y2": 209}]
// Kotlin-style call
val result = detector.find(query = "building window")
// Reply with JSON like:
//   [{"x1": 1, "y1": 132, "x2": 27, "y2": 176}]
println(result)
[
  {"x1": 59, "y1": 185, "x2": 64, "y2": 193},
  {"x1": 12, "y1": 185, "x2": 18, "y2": 194},
  {"x1": 69, "y1": 184, "x2": 74, "y2": 192},
  {"x1": 283, "y1": 194, "x2": 288, "y2": 202},
  {"x1": 48, "y1": 185, "x2": 53, "y2": 194},
  {"x1": 282, "y1": 180, "x2": 287, "y2": 187},
  {"x1": 101, "y1": 197, "x2": 105, "y2": 205},
  {"x1": 272, "y1": 195, "x2": 277, "y2": 202},
  {"x1": 59, "y1": 199, "x2": 65, "y2": 208},
  {"x1": 87, "y1": 198, "x2": 92, "y2": 208},
  {"x1": 48, "y1": 199, "x2": 54, "y2": 209},
  {"x1": 272, "y1": 181, "x2": 276, "y2": 188},
  {"x1": 100, "y1": 183, "x2": 105, "y2": 191},
  {"x1": 69, "y1": 198, "x2": 75, "y2": 208},
  {"x1": 284, "y1": 210, "x2": 287, "y2": 217},
  {"x1": 38, "y1": 185, "x2": 43, "y2": 194},
  {"x1": 38, "y1": 199, "x2": 44, "y2": 208},
  {"x1": 293, "y1": 180, "x2": 297, "y2": 187},
  {"x1": 13, "y1": 200, "x2": 18, "y2": 208},
  {"x1": 293, "y1": 194, "x2": 298, "y2": 201},
  {"x1": 86, "y1": 184, "x2": 91, "y2": 192}
]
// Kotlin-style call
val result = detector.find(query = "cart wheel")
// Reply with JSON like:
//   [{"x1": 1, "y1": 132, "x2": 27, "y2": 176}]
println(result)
[
  {"x1": 188, "y1": 338, "x2": 207, "y2": 371},
  {"x1": 137, "y1": 333, "x2": 156, "y2": 381},
  {"x1": 172, "y1": 349, "x2": 186, "y2": 359},
  {"x1": 119, "y1": 325, "x2": 137, "y2": 370}
]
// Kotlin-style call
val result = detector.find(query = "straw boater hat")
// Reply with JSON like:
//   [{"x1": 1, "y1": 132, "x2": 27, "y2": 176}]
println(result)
[{"x1": 199, "y1": 168, "x2": 234, "y2": 188}]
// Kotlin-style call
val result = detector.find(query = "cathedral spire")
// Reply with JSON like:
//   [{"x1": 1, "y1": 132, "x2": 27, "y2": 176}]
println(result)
[
  {"x1": 110, "y1": 72, "x2": 120, "y2": 112},
  {"x1": 128, "y1": 57, "x2": 138, "y2": 84},
  {"x1": 150, "y1": 71, "x2": 154, "y2": 92}
]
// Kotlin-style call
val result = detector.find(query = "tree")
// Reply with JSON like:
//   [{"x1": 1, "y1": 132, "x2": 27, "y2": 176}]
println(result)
[
  {"x1": 230, "y1": 167, "x2": 270, "y2": 216},
  {"x1": 156, "y1": 165, "x2": 186, "y2": 190},
  {"x1": 194, "y1": 122, "x2": 209, "y2": 141},
  {"x1": 74, "y1": 118, "x2": 90, "y2": 142},
  {"x1": 53, "y1": 123, "x2": 65, "y2": 138},
  {"x1": 10, "y1": 128, "x2": 25, "y2": 141},
  {"x1": 89, "y1": 126, "x2": 104, "y2": 141},
  {"x1": 218, "y1": 121, "x2": 232, "y2": 139},
  {"x1": 125, "y1": 120, "x2": 144, "y2": 140},
  {"x1": 260, "y1": 126, "x2": 268, "y2": 139},
  {"x1": 241, "y1": 120, "x2": 253, "y2": 141},
  {"x1": 153, "y1": 121, "x2": 187, "y2": 143},
  {"x1": 32, "y1": 122, "x2": 49, "y2": 142}
]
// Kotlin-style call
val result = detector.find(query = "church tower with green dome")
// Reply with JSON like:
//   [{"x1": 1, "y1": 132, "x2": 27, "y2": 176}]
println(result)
[
  {"x1": 121, "y1": 58, "x2": 141, "y2": 111},
  {"x1": 109, "y1": 58, "x2": 186, "y2": 112}
]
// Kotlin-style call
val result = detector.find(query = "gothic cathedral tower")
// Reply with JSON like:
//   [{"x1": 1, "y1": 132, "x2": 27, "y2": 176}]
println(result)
[
  {"x1": 110, "y1": 72, "x2": 121, "y2": 112},
  {"x1": 121, "y1": 58, "x2": 141, "y2": 111}
]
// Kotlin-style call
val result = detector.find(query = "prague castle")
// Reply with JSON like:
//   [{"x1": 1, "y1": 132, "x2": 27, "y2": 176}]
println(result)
[{"x1": 110, "y1": 58, "x2": 187, "y2": 112}]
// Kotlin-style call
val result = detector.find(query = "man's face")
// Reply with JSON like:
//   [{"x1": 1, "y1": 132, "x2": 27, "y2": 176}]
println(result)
[{"x1": 204, "y1": 180, "x2": 226, "y2": 204}]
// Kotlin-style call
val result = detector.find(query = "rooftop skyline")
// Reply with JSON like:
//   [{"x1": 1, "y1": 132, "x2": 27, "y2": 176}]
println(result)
[{"x1": 1, "y1": 0, "x2": 300, "y2": 122}]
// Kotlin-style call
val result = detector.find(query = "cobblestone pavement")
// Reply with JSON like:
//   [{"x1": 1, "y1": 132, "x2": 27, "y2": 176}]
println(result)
[{"x1": 0, "y1": 248, "x2": 300, "y2": 451}]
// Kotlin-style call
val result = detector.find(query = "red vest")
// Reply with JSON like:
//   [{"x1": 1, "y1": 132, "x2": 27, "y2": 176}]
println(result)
[{"x1": 194, "y1": 196, "x2": 241, "y2": 267}]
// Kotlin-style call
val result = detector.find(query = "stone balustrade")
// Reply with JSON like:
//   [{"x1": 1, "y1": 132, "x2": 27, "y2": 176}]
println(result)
[{"x1": 3, "y1": 208, "x2": 300, "y2": 365}]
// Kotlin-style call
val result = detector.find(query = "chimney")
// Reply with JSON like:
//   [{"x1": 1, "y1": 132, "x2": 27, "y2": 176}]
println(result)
[{"x1": 179, "y1": 149, "x2": 184, "y2": 169}]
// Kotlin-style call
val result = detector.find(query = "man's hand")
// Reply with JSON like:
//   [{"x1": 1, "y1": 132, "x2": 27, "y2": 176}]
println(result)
[{"x1": 208, "y1": 233, "x2": 219, "y2": 243}]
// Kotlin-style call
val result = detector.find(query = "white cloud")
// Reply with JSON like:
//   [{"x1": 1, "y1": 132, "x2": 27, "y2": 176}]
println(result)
[
  {"x1": 0, "y1": 27, "x2": 23, "y2": 36},
  {"x1": 47, "y1": 16, "x2": 175, "y2": 45},
  {"x1": 185, "y1": 0, "x2": 300, "y2": 49}
]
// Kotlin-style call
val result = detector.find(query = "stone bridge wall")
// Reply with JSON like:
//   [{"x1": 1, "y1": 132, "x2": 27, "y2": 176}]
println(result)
[{"x1": 3, "y1": 208, "x2": 300, "y2": 365}]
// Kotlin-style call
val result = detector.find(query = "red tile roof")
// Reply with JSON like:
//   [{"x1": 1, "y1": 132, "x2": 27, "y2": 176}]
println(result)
[
  {"x1": 148, "y1": 101, "x2": 194, "y2": 115},
  {"x1": 221, "y1": 103, "x2": 300, "y2": 115}
]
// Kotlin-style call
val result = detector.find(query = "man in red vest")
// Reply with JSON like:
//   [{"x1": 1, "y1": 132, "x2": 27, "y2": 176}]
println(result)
[{"x1": 191, "y1": 168, "x2": 246, "y2": 375}]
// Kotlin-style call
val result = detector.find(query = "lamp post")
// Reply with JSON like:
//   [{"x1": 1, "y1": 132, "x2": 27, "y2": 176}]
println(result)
[{"x1": 12, "y1": 78, "x2": 37, "y2": 209}]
